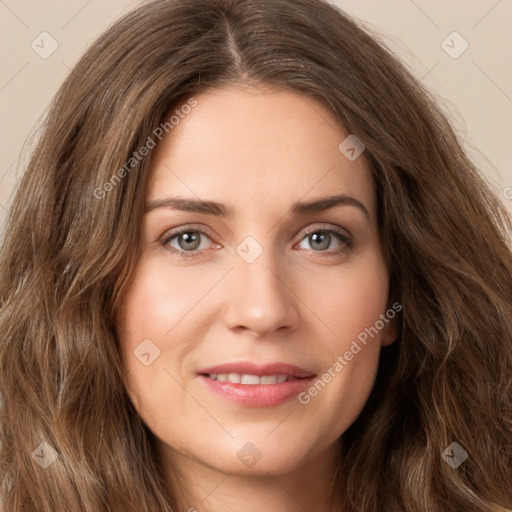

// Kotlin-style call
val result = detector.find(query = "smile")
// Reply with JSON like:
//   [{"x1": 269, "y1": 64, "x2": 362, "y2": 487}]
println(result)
[{"x1": 197, "y1": 362, "x2": 316, "y2": 407}]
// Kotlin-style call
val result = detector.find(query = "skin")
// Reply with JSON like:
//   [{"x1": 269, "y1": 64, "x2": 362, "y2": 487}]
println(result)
[{"x1": 116, "y1": 83, "x2": 397, "y2": 512}]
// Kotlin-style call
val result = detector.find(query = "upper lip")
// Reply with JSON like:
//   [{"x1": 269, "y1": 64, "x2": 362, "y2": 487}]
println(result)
[{"x1": 197, "y1": 361, "x2": 316, "y2": 378}]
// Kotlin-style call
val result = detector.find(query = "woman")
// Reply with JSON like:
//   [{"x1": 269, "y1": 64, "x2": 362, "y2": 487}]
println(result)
[{"x1": 1, "y1": 0, "x2": 511, "y2": 510}]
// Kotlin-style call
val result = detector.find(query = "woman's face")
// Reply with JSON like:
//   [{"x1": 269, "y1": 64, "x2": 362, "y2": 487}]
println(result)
[{"x1": 116, "y1": 84, "x2": 396, "y2": 478}]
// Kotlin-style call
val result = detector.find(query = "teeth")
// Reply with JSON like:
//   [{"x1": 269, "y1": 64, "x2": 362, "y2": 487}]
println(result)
[
  {"x1": 208, "y1": 373, "x2": 290, "y2": 385},
  {"x1": 241, "y1": 374, "x2": 260, "y2": 385},
  {"x1": 227, "y1": 373, "x2": 241, "y2": 384}
]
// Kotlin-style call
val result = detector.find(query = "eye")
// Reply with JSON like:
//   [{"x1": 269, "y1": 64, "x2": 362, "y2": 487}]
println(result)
[
  {"x1": 161, "y1": 227, "x2": 217, "y2": 259},
  {"x1": 296, "y1": 226, "x2": 353, "y2": 256}
]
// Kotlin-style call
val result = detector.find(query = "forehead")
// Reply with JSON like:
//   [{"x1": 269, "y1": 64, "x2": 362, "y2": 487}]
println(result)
[{"x1": 146, "y1": 85, "x2": 376, "y2": 219}]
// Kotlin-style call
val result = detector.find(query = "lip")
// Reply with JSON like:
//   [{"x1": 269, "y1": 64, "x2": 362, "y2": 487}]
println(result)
[{"x1": 197, "y1": 361, "x2": 316, "y2": 407}]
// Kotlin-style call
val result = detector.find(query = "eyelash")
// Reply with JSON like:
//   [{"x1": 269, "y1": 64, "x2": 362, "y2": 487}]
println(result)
[{"x1": 160, "y1": 224, "x2": 354, "y2": 260}]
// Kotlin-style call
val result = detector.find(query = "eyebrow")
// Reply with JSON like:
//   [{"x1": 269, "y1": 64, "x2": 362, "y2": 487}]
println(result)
[{"x1": 145, "y1": 193, "x2": 369, "y2": 218}]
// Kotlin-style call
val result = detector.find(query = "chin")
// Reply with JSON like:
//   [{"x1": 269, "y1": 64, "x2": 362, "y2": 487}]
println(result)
[{"x1": 180, "y1": 431, "x2": 325, "y2": 477}]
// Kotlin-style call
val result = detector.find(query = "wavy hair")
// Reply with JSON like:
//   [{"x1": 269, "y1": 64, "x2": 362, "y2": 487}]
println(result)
[{"x1": 1, "y1": 0, "x2": 511, "y2": 510}]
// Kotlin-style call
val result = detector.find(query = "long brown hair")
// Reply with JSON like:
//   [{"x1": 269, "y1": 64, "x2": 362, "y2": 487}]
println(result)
[{"x1": 1, "y1": 0, "x2": 511, "y2": 510}]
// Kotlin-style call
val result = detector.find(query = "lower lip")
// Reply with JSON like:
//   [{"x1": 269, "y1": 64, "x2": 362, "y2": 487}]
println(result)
[{"x1": 198, "y1": 375, "x2": 315, "y2": 407}]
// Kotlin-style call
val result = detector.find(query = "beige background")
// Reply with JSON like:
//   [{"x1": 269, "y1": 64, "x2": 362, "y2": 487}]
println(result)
[{"x1": 1, "y1": 0, "x2": 511, "y2": 239}]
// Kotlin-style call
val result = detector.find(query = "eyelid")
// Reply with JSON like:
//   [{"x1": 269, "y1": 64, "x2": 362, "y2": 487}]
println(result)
[
  {"x1": 299, "y1": 222, "x2": 352, "y2": 238},
  {"x1": 161, "y1": 223, "x2": 217, "y2": 240}
]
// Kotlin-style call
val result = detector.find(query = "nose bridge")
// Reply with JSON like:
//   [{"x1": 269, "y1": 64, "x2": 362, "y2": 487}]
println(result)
[{"x1": 222, "y1": 234, "x2": 300, "y2": 336}]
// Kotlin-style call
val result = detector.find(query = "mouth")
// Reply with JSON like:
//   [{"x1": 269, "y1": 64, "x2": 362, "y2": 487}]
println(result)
[{"x1": 197, "y1": 362, "x2": 316, "y2": 407}]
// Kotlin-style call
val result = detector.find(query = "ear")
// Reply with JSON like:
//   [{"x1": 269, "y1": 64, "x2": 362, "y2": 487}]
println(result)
[
  {"x1": 380, "y1": 302, "x2": 401, "y2": 347},
  {"x1": 381, "y1": 320, "x2": 397, "y2": 346}
]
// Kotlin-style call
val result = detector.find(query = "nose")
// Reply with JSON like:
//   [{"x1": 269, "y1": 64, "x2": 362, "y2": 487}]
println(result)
[{"x1": 223, "y1": 249, "x2": 301, "y2": 338}]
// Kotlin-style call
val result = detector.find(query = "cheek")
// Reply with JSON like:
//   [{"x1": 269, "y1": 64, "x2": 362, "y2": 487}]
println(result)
[
  {"x1": 115, "y1": 262, "x2": 180, "y2": 415},
  {"x1": 116, "y1": 255, "x2": 214, "y2": 362},
  {"x1": 118, "y1": 260, "x2": 192, "y2": 339},
  {"x1": 115, "y1": 257, "x2": 222, "y2": 435},
  {"x1": 305, "y1": 254, "x2": 390, "y2": 350},
  {"x1": 297, "y1": 256, "x2": 389, "y2": 426}
]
